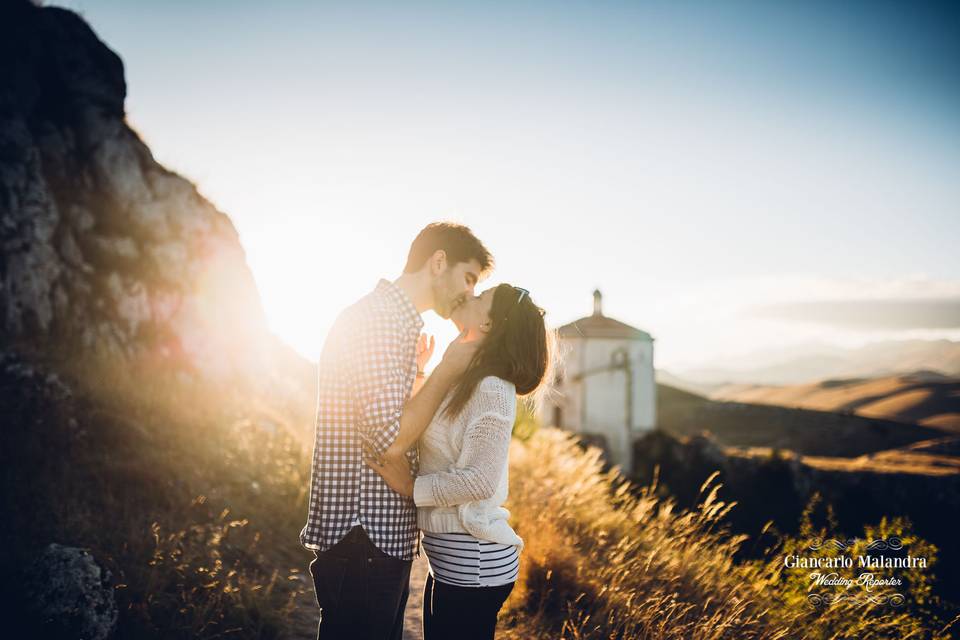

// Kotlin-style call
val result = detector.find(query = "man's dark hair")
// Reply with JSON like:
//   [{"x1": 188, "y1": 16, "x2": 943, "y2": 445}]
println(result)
[{"x1": 403, "y1": 222, "x2": 494, "y2": 274}]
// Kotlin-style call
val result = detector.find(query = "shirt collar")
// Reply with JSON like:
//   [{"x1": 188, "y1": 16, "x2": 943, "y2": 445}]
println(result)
[{"x1": 375, "y1": 279, "x2": 424, "y2": 333}]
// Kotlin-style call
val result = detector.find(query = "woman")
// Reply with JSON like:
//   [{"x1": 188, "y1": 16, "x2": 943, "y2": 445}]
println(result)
[{"x1": 362, "y1": 283, "x2": 552, "y2": 640}]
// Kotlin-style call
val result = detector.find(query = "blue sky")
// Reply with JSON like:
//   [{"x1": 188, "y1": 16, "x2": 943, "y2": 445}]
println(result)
[{"x1": 52, "y1": 0, "x2": 960, "y2": 372}]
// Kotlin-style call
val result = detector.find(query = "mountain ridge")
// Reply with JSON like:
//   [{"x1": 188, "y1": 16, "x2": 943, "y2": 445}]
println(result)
[{"x1": 668, "y1": 338, "x2": 960, "y2": 387}]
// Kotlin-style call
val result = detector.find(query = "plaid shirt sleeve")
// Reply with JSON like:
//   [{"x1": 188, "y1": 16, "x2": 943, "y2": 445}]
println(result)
[{"x1": 347, "y1": 310, "x2": 413, "y2": 457}]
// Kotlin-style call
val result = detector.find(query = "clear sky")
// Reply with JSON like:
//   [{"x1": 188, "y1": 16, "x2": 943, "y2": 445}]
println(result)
[{"x1": 52, "y1": 0, "x2": 960, "y2": 373}]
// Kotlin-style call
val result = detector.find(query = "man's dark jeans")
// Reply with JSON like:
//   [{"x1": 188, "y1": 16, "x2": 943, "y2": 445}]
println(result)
[{"x1": 308, "y1": 525, "x2": 412, "y2": 639}]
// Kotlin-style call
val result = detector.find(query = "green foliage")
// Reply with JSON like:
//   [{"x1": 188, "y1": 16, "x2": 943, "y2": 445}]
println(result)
[{"x1": 512, "y1": 397, "x2": 540, "y2": 442}]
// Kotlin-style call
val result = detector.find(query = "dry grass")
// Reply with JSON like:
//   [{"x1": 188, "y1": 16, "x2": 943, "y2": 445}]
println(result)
[
  {"x1": 498, "y1": 427, "x2": 956, "y2": 639},
  {"x1": 7, "y1": 348, "x2": 956, "y2": 639},
  {"x1": 4, "y1": 349, "x2": 317, "y2": 639}
]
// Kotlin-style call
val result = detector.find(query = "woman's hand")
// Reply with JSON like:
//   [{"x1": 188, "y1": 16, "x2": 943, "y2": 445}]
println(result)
[
  {"x1": 416, "y1": 333, "x2": 435, "y2": 373},
  {"x1": 435, "y1": 329, "x2": 480, "y2": 380},
  {"x1": 362, "y1": 442, "x2": 415, "y2": 497}
]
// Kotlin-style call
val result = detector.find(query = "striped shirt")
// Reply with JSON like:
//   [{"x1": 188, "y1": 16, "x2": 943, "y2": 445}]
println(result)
[
  {"x1": 422, "y1": 531, "x2": 520, "y2": 587},
  {"x1": 299, "y1": 279, "x2": 423, "y2": 560}
]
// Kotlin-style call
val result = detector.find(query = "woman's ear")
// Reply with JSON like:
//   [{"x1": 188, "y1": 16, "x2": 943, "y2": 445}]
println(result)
[{"x1": 480, "y1": 319, "x2": 492, "y2": 333}]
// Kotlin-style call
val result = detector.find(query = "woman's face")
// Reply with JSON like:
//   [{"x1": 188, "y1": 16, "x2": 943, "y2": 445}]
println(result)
[{"x1": 450, "y1": 286, "x2": 496, "y2": 339}]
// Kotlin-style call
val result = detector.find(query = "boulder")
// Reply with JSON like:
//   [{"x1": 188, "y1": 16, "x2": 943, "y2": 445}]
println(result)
[{"x1": 23, "y1": 543, "x2": 118, "y2": 640}]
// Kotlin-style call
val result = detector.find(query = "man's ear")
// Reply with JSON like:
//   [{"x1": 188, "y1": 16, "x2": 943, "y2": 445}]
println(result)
[{"x1": 429, "y1": 249, "x2": 447, "y2": 276}]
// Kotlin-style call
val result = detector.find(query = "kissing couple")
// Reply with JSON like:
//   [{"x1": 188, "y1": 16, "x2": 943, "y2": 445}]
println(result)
[{"x1": 299, "y1": 222, "x2": 553, "y2": 640}]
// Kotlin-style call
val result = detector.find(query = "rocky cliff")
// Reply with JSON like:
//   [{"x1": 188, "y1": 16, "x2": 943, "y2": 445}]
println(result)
[
  {"x1": 0, "y1": 0, "x2": 309, "y2": 394},
  {"x1": 1, "y1": 5, "x2": 318, "y2": 633}
]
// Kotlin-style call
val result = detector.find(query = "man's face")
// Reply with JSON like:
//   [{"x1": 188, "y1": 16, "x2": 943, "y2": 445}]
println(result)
[
  {"x1": 450, "y1": 286, "x2": 496, "y2": 334},
  {"x1": 432, "y1": 258, "x2": 482, "y2": 319}
]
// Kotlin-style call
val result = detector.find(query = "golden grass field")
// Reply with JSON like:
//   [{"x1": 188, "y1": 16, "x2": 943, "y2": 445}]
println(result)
[
  {"x1": 3, "y1": 353, "x2": 957, "y2": 639},
  {"x1": 500, "y1": 427, "x2": 956, "y2": 639}
]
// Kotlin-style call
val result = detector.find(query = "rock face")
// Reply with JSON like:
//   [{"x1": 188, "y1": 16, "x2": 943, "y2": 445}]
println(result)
[
  {"x1": 0, "y1": 0, "x2": 299, "y2": 387},
  {"x1": 23, "y1": 543, "x2": 118, "y2": 640}
]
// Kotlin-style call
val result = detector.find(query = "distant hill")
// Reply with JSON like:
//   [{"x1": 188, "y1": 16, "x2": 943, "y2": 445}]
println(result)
[
  {"x1": 656, "y1": 382, "x2": 947, "y2": 457},
  {"x1": 710, "y1": 371, "x2": 960, "y2": 432},
  {"x1": 655, "y1": 369, "x2": 721, "y2": 397},
  {"x1": 671, "y1": 339, "x2": 960, "y2": 386}
]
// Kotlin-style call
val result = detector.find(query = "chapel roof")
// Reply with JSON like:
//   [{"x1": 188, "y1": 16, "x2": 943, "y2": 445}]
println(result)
[{"x1": 556, "y1": 289, "x2": 654, "y2": 341}]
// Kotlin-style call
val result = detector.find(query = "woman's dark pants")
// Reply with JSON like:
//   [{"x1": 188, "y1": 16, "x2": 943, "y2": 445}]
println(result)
[{"x1": 422, "y1": 572, "x2": 514, "y2": 640}]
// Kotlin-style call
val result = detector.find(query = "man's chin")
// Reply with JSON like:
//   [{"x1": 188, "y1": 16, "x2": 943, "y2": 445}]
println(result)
[{"x1": 444, "y1": 301, "x2": 462, "y2": 322}]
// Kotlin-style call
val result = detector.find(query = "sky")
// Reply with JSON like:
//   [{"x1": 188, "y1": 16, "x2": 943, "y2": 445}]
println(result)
[{"x1": 52, "y1": 0, "x2": 960, "y2": 374}]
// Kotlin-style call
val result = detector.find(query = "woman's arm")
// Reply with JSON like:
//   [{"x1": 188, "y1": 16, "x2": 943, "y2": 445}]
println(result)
[
  {"x1": 358, "y1": 364, "x2": 469, "y2": 498},
  {"x1": 413, "y1": 380, "x2": 515, "y2": 506},
  {"x1": 411, "y1": 371, "x2": 426, "y2": 397},
  {"x1": 390, "y1": 364, "x2": 457, "y2": 454},
  {"x1": 410, "y1": 333, "x2": 434, "y2": 398},
  {"x1": 384, "y1": 332, "x2": 477, "y2": 459},
  {"x1": 363, "y1": 407, "x2": 513, "y2": 501}
]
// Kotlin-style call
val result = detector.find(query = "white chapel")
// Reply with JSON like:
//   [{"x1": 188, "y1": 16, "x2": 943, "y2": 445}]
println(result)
[{"x1": 539, "y1": 290, "x2": 656, "y2": 474}]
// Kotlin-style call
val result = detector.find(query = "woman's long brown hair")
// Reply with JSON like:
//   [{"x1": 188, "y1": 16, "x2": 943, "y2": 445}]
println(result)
[{"x1": 442, "y1": 283, "x2": 554, "y2": 420}]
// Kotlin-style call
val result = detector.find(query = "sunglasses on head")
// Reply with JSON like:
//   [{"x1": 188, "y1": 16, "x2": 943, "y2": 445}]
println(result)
[{"x1": 507, "y1": 286, "x2": 545, "y2": 318}]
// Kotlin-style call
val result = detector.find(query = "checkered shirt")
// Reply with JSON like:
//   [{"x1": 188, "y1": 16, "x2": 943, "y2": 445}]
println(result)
[{"x1": 299, "y1": 279, "x2": 424, "y2": 560}]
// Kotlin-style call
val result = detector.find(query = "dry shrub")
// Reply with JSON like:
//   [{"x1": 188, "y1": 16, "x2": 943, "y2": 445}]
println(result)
[{"x1": 501, "y1": 427, "x2": 953, "y2": 640}]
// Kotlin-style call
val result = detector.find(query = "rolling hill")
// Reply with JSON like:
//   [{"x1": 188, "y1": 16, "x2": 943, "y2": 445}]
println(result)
[
  {"x1": 709, "y1": 371, "x2": 960, "y2": 432},
  {"x1": 656, "y1": 382, "x2": 949, "y2": 457},
  {"x1": 669, "y1": 339, "x2": 960, "y2": 387}
]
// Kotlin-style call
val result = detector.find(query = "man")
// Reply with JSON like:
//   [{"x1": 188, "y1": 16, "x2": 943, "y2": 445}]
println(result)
[{"x1": 300, "y1": 222, "x2": 494, "y2": 639}]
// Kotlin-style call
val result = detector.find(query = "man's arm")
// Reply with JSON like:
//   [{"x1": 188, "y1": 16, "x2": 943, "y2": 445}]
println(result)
[
  {"x1": 349, "y1": 310, "x2": 416, "y2": 457},
  {"x1": 351, "y1": 312, "x2": 474, "y2": 458}
]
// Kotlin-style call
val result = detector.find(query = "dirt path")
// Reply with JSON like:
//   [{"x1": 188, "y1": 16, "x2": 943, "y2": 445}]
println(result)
[{"x1": 402, "y1": 552, "x2": 429, "y2": 640}]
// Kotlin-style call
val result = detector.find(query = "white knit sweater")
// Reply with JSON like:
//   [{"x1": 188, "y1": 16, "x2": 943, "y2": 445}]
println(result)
[{"x1": 412, "y1": 375, "x2": 524, "y2": 551}]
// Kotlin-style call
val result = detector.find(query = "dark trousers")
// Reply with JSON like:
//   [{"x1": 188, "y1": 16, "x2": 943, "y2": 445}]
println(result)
[
  {"x1": 308, "y1": 525, "x2": 412, "y2": 640},
  {"x1": 422, "y1": 572, "x2": 515, "y2": 640}
]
